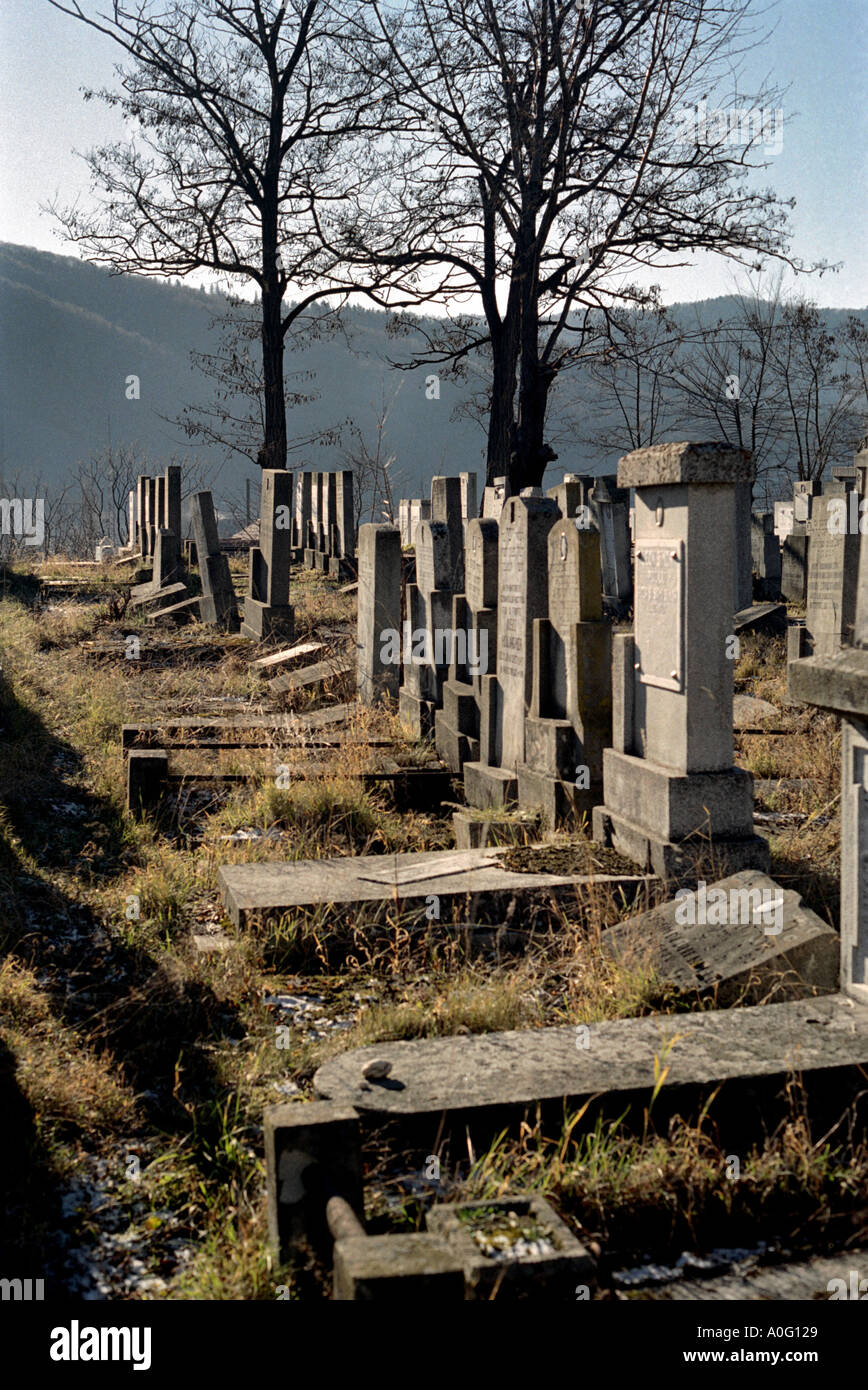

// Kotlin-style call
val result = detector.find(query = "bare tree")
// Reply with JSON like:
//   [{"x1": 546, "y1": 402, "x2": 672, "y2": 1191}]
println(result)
[
  {"x1": 48, "y1": 0, "x2": 387, "y2": 471},
  {"x1": 332, "y1": 0, "x2": 807, "y2": 491},
  {"x1": 340, "y1": 379, "x2": 409, "y2": 526}
]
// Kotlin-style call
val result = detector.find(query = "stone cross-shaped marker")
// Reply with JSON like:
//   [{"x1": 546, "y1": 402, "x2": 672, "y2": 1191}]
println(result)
[
  {"x1": 517, "y1": 516, "x2": 612, "y2": 826},
  {"x1": 592, "y1": 441, "x2": 769, "y2": 877}
]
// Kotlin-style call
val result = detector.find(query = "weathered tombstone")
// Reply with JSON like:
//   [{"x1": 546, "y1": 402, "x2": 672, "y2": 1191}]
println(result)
[
  {"x1": 459, "y1": 471, "x2": 478, "y2": 527},
  {"x1": 164, "y1": 464, "x2": 182, "y2": 539},
  {"x1": 295, "y1": 470, "x2": 312, "y2": 556},
  {"x1": 408, "y1": 499, "x2": 430, "y2": 546},
  {"x1": 190, "y1": 491, "x2": 240, "y2": 630},
  {"x1": 592, "y1": 441, "x2": 770, "y2": 877},
  {"x1": 774, "y1": 501, "x2": 794, "y2": 540},
  {"x1": 782, "y1": 480, "x2": 819, "y2": 607},
  {"x1": 127, "y1": 490, "x2": 136, "y2": 552},
  {"x1": 331, "y1": 471, "x2": 356, "y2": 579},
  {"x1": 142, "y1": 477, "x2": 156, "y2": 560},
  {"x1": 430, "y1": 475, "x2": 465, "y2": 591},
  {"x1": 464, "y1": 491, "x2": 559, "y2": 808},
  {"x1": 398, "y1": 519, "x2": 455, "y2": 737},
  {"x1": 242, "y1": 469, "x2": 294, "y2": 641},
  {"x1": 591, "y1": 475, "x2": 632, "y2": 607},
  {"x1": 154, "y1": 475, "x2": 166, "y2": 548},
  {"x1": 733, "y1": 477, "x2": 754, "y2": 611},
  {"x1": 356, "y1": 525, "x2": 402, "y2": 705},
  {"x1": 152, "y1": 527, "x2": 182, "y2": 589},
  {"x1": 482, "y1": 476, "x2": 508, "y2": 519},
  {"x1": 789, "y1": 526, "x2": 868, "y2": 1004},
  {"x1": 801, "y1": 492, "x2": 860, "y2": 655},
  {"x1": 398, "y1": 499, "x2": 411, "y2": 548},
  {"x1": 314, "y1": 472, "x2": 337, "y2": 572},
  {"x1": 435, "y1": 517, "x2": 499, "y2": 771},
  {"x1": 136, "y1": 474, "x2": 149, "y2": 555},
  {"x1": 517, "y1": 517, "x2": 612, "y2": 826},
  {"x1": 751, "y1": 511, "x2": 782, "y2": 599}
]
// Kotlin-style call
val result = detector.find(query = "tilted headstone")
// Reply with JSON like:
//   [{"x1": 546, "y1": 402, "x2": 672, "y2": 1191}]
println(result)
[
  {"x1": 517, "y1": 517, "x2": 612, "y2": 825},
  {"x1": 592, "y1": 441, "x2": 770, "y2": 877},
  {"x1": 356, "y1": 524, "x2": 402, "y2": 705},
  {"x1": 242, "y1": 469, "x2": 294, "y2": 641},
  {"x1": 190, "y1": 491, "x2": 240, "y2": 631},
  {"x1": 435, "y1": 517, "x2": 499, "y2": 772},
  {"x1": 152, "y1": 527, "x2": 182, "y2": 590},
  {"x1": 789, "y1": 526, "x2": 868, "y2": 1003},
  {"x1": 463, "y1": 491, "x2": 559, "y2": 808}
]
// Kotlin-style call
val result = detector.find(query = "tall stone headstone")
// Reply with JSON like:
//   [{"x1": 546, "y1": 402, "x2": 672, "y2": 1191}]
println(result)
[
  {"x1": 430, "y1": 475, "x2": 464, "y2": 591},
  {"x1": 127, "y1": 490, "x2": 136, "y2": 551},
  {"x1": 143, "y1": 477, "x2": 156, "y2": 560},
  {"x1": 190, "y1": 491, "x2": 240, "y2": 631},
  {"x1": 790, "y1": 526, "x2": 868, "y2": 1003},
  {"x1": 356, "y1": 524, "x2": 402, "y2": 705},
  {"x1": 136, "y1": 475, "x2": 149, "y2": 555},
  {"x1": 164, "y1": 464, "x2": 182, "y2": 540},
  {"x1": 463, "y1": 491, "x2": 559, "y2": 808},
  {"x1": 482, "y1": 476, "x2": 508, "y2": 519},
  {"x1": 774, "y1": 501, "x2": 794, "y2": 540},
  {"x1": 803, "y1": 492, "x2": 860, "y2": 655},
  {"x1": 591, "y1": 475, "x2": 632, "y2": 608},
  {"x1": 517, "y1": 517, "x2": 612, "y2": 826},
  {"x1": 751, "y1": 511, "x2": 782, "y2": 599},
  {"x1": 435, "y1": 517, "x2": 499, "y2": 772},
  {"x1": 398, "y1": 499, "x2": 411, "y2": 548},
  {"x1": 733, "y1": 476, "x2": 754, "y2": 611},
  {"x1": 152, "y1": 527, "x2": 182, "y2": 589},
  {"x1": 242, "y1": 469, "x2": 294, "y2": 641},
  {"x1": 592, "y1": 441, "x2": 769, "y2": 877},
  {"x1": 154, "y1": 475, "x2": 166, "y2": 548},
  {"x1": 331, "y1": 471, "x2": 356, "y2": 579},
  {"x1": 459, "y1": 471, "x2": 478, "y2": 527},
  {"x1": 398, "y1": 519, "x2": 455, "y2": 737},
  {"x1": 295, "y1": 470, "x2": 312, "y2": 555}
]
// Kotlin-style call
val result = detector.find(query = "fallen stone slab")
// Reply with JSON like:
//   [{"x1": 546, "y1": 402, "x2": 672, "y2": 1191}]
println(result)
[
  {"x1": 127, "y1": 581, "x2": 188, "y2": 611},
  {"x1": 788, "y1": 647, "x2": 868, "y2": 720},
  {"x1": 122, "y1": 716, "x2": 395, "y2": 749},
  {"x1": 733, "y1": 602, "x2": 787, "y2": 635},
  {"x1": 218, "y1": 845, "x2": 653, "y2": 929},
  {"x1": 268, "y1": 652, "x2": 355, "y2": 694},
  {"x1": 249, "y1": 640, "x2": 324, "y2": 672},
  {"x1": 313, "y1": 992, "x2": 868, "y2": 1119},
  {"x1": 145, "y1": 595, "x2": 201, "y2": 623},
  {"x1": 333, "y1": 1233, "x2": 466, "y2": 1300},
  {"x1": 603, "y1": 870, "x2": 838, "y2": 1004},
  {"x1": 647, "y1": 1247, "x2": 868, "y2": 1301}
]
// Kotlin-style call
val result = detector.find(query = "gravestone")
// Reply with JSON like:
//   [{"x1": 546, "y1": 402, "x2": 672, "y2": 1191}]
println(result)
[
  {"x1": 591, "y1": 475, "x2": 632, "y2": 608},
  {"x1": 314, "y1": 472, "x2": 337, "y2": 573},
  {"x1": 482, "y1": 476, "x2": 508, "y2": 519},
  {"x1": 790, "y1": 524, "x2": 868, "y2": 1003},
  {"x1": 399, "y1": 519, "x2": 455, "y2": 737},
  {"x1": 151, "y1": 527, "x2": 182, "y2": 590},
  {"x1": 733, "y1": 477, "x2": 754, "y2": 611},
  {"x1": 802, "y1": 492, "x2": 860, "y2": 655},
  {"x1": 242, "y1": 469, "x2": 294, "y2": 641},
  {"x1": 782, "y1": 480, "x2": 820, "y2": 606},
  {"x1": 430, "y1": 475, "x2": 465, "y2": 591},
  {"x1": 296, "y1": 471, "x2": 312, "y2": 557},
  {"x1": 331, "y1": 471, "x2": 356, "y2": 579},
  {"x1": 154, "y1": 475, "x2": 166, "y2": 549},
  {"x1": 399, "y1": 499, "x2": 411, "y2": 548},
  {"x1": 592, "y1": 441, "x2": 769, "y2": 877},
  {"x1": 464, "y1": 491, "x2": 559, "y2": 808},
  {"x1": 356, "y1": 524, "x2": 402, "y2": 705},
  {"x1": 409, "y1": 499, "x2": 431, "y2": 547},
  {"x1": 127, "y1": 490, "x2": 136, "y2": 552},
  {"x1": 517, "y1": 517, "x2": 612, "y2": 826},
  {"x1": 164, "y1": 464, "x2": 182, "y2": 540},
  {"x1": 142, "y1": 477, "x2": 156, "y2": 560},
  {"x1": 774, "y1": 501, "x2": 794, "y2": 540},
  {"x1": 435, "y1": 517, "x2": 499, "y2": 771},
  {"x1": 190, "y1": 491, "x2": 240, "y2": 630},
  {"x1": 459, "y1": 471, "x2": 478, "y2": 527},
  {"x1": 751, "y1": 511, "x2": 782, "y2": 599},
  {"x1": 135, "y1": 475, "x2": 149, "y2": 554}
]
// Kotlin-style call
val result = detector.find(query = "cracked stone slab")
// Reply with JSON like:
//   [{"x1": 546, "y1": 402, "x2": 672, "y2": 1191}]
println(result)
[{"x1": 313, "y1": 994, "x2": 868, "y2": 1117}]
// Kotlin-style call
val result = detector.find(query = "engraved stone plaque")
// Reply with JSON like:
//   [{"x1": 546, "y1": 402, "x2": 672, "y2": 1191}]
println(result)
[{"x1": 635, "y1": 539, "x2": 684, "y2": 692}]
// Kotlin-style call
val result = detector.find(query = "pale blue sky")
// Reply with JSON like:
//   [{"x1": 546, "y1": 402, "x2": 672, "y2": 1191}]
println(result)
[{"x1": 1, "y1": 0, "x2": 865, "y2": 306}]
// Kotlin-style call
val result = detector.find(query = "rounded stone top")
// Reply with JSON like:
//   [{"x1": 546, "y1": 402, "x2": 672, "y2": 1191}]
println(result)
[{"x1": 617, "y1": 441, "x2": 754, "y2": 489}]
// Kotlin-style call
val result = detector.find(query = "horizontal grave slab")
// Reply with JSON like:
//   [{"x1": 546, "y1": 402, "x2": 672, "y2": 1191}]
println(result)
[
  {"x1": 313, "y1": 993, "x2": 868, "y2": 1118},
  {"x1": 217, "y1": 845, "x2": 653, "y2": 928}
]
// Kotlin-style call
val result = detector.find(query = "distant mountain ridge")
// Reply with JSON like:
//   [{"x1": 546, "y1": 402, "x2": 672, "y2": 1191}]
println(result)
[{"x1": 1, "y1": 242, "x2": 864, "y2": 505}]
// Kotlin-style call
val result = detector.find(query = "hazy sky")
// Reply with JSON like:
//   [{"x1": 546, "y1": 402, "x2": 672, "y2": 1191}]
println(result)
[{"x1": 1, "y1": 0, "x2": 865, "y2": 307}]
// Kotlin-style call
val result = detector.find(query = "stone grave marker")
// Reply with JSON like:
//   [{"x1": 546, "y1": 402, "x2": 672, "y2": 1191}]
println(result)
[
  {"x1": 459, "y1": 471, "x2": 478, "y2": 527},
  {"x1": 435, "y1": 516, "x2": 499, "y2": 771},
  {"x1": 430, "y1": 475, "x2": 465, "y2": 592},
  {"x1": 802, "y1": 492, "x2": 860, "y2": 655},
  {"x1": 463, "y1": 491, "x2": 558, "y2": 808},
  {"x1": 243, "y1": 469, "x2": 294, "y2": 640},
  {"x1": 356, "y1": 524, "x2": 402, "y2": 705},
  {"x1": 751, "y1": 511, "x2": 782, "y2": 599},
  {"x1": 593, "y1": 441, "x2": 769, "y2": 877},
  {"x1": 190, "y1": 490, "x2": 240, "y2": 630},
  {"x1": 398, "y1": 519, "x2": 455, "y2": 737},
  {"x1": 295, "y1": 470, "x2": 312, "y2": 556},
  {"x1": 517, "y1": 516, "x2": 612, "y2": 826}
]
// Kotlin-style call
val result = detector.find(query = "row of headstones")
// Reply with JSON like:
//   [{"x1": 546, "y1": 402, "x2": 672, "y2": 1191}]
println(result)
[
  {"x1": 357, "y1": 442, "x2": 828, "y2": 875},
  {"x1": 293, "y1": 470, "x2": 356, "y2": 581},
  {"x1": 750, "y1": 460, "x2": 866, "y2": 653},
  {"x1": 397, "y1": 473, "x2": 478, "y2": 549}
]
